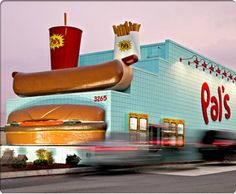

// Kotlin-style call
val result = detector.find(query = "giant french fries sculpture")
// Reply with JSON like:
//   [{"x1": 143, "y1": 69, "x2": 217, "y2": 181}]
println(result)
[{"x1": 113, "y1": 21, "x2": 141, "y2": 60}]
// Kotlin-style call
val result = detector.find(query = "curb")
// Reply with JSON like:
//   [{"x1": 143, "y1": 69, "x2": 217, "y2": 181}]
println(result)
[{"x1": 1, "y1": 167, "x2": 93, "y2": 179}]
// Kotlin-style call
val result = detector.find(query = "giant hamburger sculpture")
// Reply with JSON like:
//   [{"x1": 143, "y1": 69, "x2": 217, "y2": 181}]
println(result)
[{"x1": 5, "y1": 14, "x2": 140, "y2": 145}]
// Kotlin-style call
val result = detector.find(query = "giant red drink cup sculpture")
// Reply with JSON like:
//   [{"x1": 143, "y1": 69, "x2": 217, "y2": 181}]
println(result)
[{"x1": 49, "y1": 13, "x2": 83, "y2": 70}]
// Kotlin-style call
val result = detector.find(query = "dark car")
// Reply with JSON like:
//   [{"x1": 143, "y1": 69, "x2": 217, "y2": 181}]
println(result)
[
  {"x1": 198, "y1": 129, "x2": 236, "y2": 162},
  {"x1": 83, "y1": 133, "x2": 163, "y2": 169}
]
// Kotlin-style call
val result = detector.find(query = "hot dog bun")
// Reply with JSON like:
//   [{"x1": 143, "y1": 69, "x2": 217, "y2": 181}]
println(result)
[
  {"x1": 6, "y1": 104, "x2": 106, "y2": 145},
  {"x1": 7, "y1": 104, "x2": 105, "y2": 124}
]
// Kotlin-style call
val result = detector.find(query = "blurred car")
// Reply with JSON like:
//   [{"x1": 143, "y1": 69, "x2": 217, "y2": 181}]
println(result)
[
  {"x1": 83, "y1": 133, "x2": 163, "y2": 169},
  {"x1": 198, "y1": 129, "x2": 236, "y2": 162}
]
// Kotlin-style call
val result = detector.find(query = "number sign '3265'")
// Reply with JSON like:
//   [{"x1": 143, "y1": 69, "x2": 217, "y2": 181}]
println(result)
[{"x1": 94, "y1": 95, "x2": 107, "y2": 102}]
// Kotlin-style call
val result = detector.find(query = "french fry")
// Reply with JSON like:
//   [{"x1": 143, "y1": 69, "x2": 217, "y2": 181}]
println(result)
[
  {"x1": 119, "y1": 26, "x2": 122, "y2": 36},
  {"x1": 124, "y1": 21, "x2": 130, "y2": 34},
  {"x1": 122, "y1": 26, "x2": 127, "y2": 35},
  {"x1": 116, "y1": 26, "x2": 121, "y2": 36},
  {"x1": 129, "y1": 22, "x2": 133, "y2": 31},
  {"x1": 133, "y1": 23, "x2": 135, "y2": 31},
  {"x1": 119, "y1": 25, "x2": 123, "y2": 36},
  {"x1": 119, "y1": 25, "x2": 124, "y2": 36},
  {"x1": 112, "y1": 25, "x2": 117, "y2": 35},
  {"x1": 133, "y1": 23, "x2": 137, "y2": 31},
  {"x1": 138, "y1": 24, "x2": 141, "y2": 32}
]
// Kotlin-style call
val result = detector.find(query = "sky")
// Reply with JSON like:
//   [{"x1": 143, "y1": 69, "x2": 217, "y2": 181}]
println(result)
[{"x1": 1, "y1": 1, "x2": 236, "y2": 126}]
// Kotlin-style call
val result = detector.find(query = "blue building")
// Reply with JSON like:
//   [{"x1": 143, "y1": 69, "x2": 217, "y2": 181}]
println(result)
[{"x1": 5, "y1": 39, "x2": 236, "y2": 162}]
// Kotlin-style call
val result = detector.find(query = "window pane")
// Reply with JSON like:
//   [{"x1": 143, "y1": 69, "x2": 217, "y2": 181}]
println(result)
[
  {"x1": 140, "y1": 118, "x2": 147, "y2": 131},
  {"x1": 178, "y1": 124, "x2": 184, "y2": 135},
  {"x1": 130, "y1": 117, "x2": 138, "y2": 130}
]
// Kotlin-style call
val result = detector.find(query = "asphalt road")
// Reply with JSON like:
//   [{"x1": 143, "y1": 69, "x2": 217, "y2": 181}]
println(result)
[{"x1": 1, "y1": 163, "x2": 236, "y2": 193}]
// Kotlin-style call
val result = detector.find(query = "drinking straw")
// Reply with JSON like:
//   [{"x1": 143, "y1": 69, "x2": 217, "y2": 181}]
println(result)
[{"x1": 64, "y1": 12, "x2": 67, "y2": 26}]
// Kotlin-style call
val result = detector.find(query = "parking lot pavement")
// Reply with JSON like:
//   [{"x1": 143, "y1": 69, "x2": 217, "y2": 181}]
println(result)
[{"x1": 1, "y1": 162, "x2": 236, "y2": 193}]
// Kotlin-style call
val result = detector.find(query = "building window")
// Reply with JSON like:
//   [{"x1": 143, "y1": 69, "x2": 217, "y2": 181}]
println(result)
[
  {"x1": 128, "y1": 113, "x2": 148, "y2": 142},
  {"x1": 129, "y1": 113, "x2": 138, "y2": 131},
  {"x1": 162, "y1": 118, "x2": 185, "y2": 147},
  {"x1": 130, "y1": 117, "x2": 138, "y2": 130},
  {"x1": 139, "y1": 118, "x2": 148, "y2": 131}
]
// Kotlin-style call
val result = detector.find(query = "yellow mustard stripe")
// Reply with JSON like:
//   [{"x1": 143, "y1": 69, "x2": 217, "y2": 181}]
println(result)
[{"x1": 6, "y1": 130, "x2": 105, "y2": 133}]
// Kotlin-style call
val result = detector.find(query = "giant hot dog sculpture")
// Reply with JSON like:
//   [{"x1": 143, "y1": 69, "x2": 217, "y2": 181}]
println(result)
[
  {"x1": 12, "y1": 55, "x2": 138, "y2": 97},
  {"x1": 5, "y1": 104, "x2": 106, "y2": 145}
]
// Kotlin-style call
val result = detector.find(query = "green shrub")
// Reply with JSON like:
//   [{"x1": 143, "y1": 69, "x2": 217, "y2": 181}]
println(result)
[
  {"x1": 33, "y1": 159, "x2": 48, "y2": 166},
  {"x1": 35, "y1": 149, "x2": 54, "y2": 164},
  {"x1": 11, "y1": 158, "x2": 27, "y2": 168},
  {"x1": 66, "y1": 154, "x2": 81, "y2": 166}
]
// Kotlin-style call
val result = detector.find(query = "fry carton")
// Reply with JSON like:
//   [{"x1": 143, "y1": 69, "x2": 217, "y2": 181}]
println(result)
[{"x1": 113, "y1": 22, "x2": 141, "y2": 60}]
